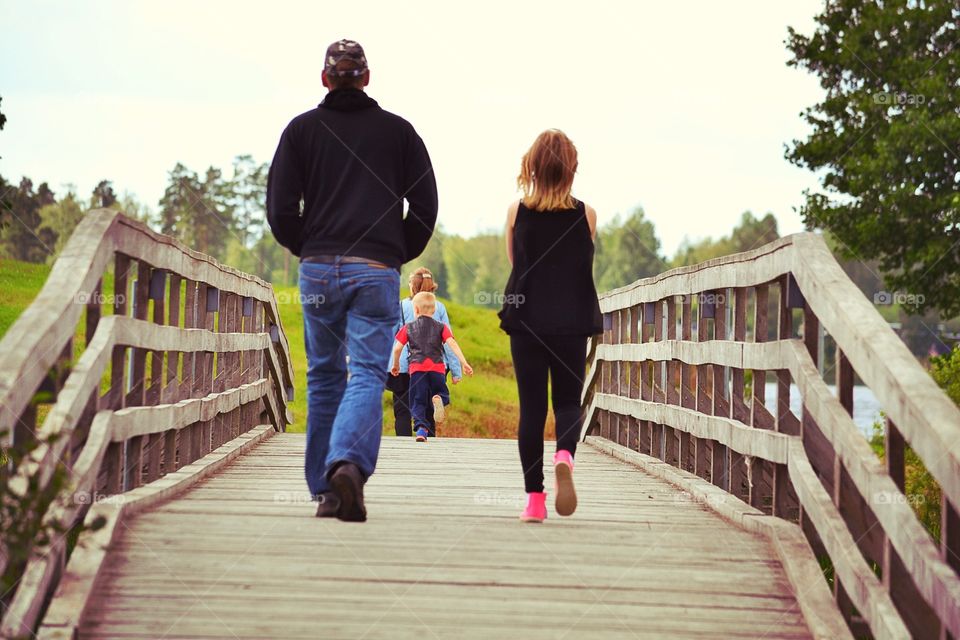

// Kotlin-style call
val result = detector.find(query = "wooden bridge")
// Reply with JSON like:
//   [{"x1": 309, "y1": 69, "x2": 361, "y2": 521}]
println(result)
[{"x1": 1, "y1": 210, "x2": 958, "y2": 639}]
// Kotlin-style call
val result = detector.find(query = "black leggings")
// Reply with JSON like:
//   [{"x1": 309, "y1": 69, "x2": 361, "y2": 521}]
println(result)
[{"x1": 510, "y1": 333, "x2": 588, "y2": 493}]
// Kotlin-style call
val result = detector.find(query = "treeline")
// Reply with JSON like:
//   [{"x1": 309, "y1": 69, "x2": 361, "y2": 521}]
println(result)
[
  {"x1": 0, "y1": 156, "x2": 295, "y2": 285},
  {"x1": 0, "y1": 155, "x2": 779, "y2": 299},
  {"x1": 1, "y1": 154, "x2": 954, "y2": 359},
  {"x1": 413, "y1": 210, "x2": 780, "y2": 306}
]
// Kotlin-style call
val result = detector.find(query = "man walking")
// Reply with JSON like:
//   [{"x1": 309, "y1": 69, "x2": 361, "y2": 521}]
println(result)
[{"x1": 267, "y1": 39, "x2": 438, "y2": 522}]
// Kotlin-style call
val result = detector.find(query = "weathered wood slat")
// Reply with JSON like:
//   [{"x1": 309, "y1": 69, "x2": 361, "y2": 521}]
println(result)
[
  {"x1": 36, "y1": 435, "x2": 827, "y2": 640},
  {"x1": 35, "y1": 426, "x2": 275, "y2": 639}
]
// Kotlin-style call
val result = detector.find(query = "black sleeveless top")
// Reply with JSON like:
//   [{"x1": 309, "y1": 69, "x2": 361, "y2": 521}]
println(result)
[{"x1": 498, "y1": 199, "x2": 603, "y2": 336}]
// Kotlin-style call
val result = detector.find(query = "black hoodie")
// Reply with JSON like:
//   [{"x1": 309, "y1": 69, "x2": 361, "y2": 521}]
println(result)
[{"x1": 266, "y1": 89, "x2": 438, "y2": 269}]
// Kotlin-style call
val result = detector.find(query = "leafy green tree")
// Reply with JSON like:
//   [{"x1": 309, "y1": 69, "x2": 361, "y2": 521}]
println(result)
[
  {"x1": 786, "y1": 1, "x2": 960, "y2": 316},
  {"x1": 0, "y1": 178, "x2": 55, "y2": 262},
  {"x1": 38, "y1": 190, "x2": 85, "y2": 260},
  {"x1": 229, "y1": 155, "x2": 268, "y2": 247},
  {"x1": 157, "y1": 163, "x2": 197, "y2": 238},
  {"x1": 594, "y1": 207, "x2": 666, "y2": 291},
  {"x1": 157, "y1": 163, "x2": 236, "y2": 260},
  {"x1": 440, "y1": 235, "x2": 476, "y2": 304},
  {"x1": 90, "y1": 180, "x2": 117, "y2": 209}
]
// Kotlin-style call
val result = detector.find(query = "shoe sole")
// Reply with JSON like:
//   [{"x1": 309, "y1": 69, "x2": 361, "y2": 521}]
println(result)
[
  {"x1": 555, "y1": 462, "x2": 577, "y2": 516},
  {"x1": 519, "y1": 515, "x2": 545, "y2": 523},
  {"x1": 432, "y1": 395, "x2": 446, "y2": 426},
  {"x1": 416, "y1": 435, "x2": 426, "y2": 442},
  {"x1": 330, "y1": 469, "x2": 367, "y2": 522}
]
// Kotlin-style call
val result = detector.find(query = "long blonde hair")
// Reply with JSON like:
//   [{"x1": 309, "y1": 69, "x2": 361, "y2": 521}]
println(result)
[{"x1": 517, "y1": 129, "x2": 578, "y2": 211}]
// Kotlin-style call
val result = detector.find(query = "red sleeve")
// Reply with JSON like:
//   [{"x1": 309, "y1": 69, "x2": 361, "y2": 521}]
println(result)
[
  {"x1": 395, "y1": 325, "x2": 408, "y2": 344},
  {"x1": 441, "y1": 324, "x2": 453, "y2": 341}
]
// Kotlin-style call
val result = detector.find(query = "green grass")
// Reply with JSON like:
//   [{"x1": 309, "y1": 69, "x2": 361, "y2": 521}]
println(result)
[
  {"x1": 0, "y1": 259, "x2": 52, "y2": 334},
  {"x1": 0, "y1": 259, "x2": 520, "y2": 439}
]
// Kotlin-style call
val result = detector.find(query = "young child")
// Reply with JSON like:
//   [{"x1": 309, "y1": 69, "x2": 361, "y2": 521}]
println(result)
[
  {"x1": 498, "y1": 129, "x2": 603, "y2": 523},
  {"x1": 391, "y1": 291, "x2": 473, "y2": 441}
]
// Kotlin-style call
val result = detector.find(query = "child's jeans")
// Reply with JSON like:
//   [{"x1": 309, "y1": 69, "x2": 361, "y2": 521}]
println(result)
[{"x1": 409, "y1": 370, "x2": 450, "y2": 434}]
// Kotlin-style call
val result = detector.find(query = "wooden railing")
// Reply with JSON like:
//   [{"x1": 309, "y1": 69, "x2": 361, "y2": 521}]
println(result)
[
  {"x1": 0, "y1": 209, "x2": 294, "y2": 636},
  {"x1": 581, "y1": 233, "x2": 960, "y2": 639}
]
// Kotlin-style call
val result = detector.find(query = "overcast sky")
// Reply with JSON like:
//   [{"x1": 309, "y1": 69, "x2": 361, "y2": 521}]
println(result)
[{"x1": 0, "y1": 1, "x2": 825, "y2": 256}]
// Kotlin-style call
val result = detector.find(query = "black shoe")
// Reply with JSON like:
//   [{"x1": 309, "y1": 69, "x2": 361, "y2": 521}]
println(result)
[
  {"x1": 314, "y1": 491, "x2": 341, "y2": 518},
  {"x1": 330, "y1": 463, "x2": 367, "y2": 522}
]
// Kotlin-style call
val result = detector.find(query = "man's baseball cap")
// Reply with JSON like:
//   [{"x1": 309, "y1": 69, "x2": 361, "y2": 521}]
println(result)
[{"x1": 324, "y1": 39, "x2": 368, "y2": 77}]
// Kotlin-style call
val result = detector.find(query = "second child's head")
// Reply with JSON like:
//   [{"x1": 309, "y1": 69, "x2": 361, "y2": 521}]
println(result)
[
  {"x1": 412, "y1": 291, "x2": 437, "y2": 317},
  {"x1": 518, "y1": 129, "x2": 578, "y2": 211}
]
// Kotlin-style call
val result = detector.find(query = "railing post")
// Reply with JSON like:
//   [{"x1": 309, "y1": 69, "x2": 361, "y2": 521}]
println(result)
[
  {"x1": 639, "y1": 302, "x2": 655, "y2": 455},
  {"x1": 627, "y1": 304, "x2": 641, "y2": 452},
  {"x1": 773, "y1": 276, "x2": 799, "y2": 521},
  {"x1": 617, "y1": 307, "x2": 629, "y2": 447},
  {"x1": 728, "y1": 287, "x2": 749, "y2": 502},
  {"x1": 695, "y1": 295, "x2": 712, "y2": 480},
  {"x1": 711, "y1": 289, "x2": 729, "y2": 490}
]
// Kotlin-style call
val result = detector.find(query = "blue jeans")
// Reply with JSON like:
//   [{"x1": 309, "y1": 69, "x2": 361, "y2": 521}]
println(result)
[
  {"x1": 299, "y1": 260, "x2": 399, "y2": 497},
  {"x1": 409, "y1": 370, "x2": 450, "y2": 433}
]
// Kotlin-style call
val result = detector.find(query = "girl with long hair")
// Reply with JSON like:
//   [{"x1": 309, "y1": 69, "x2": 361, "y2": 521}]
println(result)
[{"x1": 498, "y1": 129, "x2": 603, "y2": 523}]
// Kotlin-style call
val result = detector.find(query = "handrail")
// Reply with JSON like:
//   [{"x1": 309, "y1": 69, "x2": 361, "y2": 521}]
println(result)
[
  {"x1": 581, "y1": 232, "x2": 960, "y2": 639},
  {"x1": 0, "y1": 209, "x2": 295, "y2": 637},
  {"x1": 0, "y1": 209, "x2": 295, "y2": 440}
]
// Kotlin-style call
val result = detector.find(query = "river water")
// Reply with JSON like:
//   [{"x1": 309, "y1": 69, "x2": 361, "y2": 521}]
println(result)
[{"x1": 763, "y1": 382, "x2": 882, "y2": 439}]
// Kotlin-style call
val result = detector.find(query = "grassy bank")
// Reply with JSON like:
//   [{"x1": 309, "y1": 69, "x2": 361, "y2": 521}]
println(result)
[{"x1": 0, "y1": 259, "x2": 522, "y2": 438}]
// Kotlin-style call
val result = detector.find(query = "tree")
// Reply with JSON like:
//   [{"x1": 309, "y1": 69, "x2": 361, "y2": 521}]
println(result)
[
  {"x1": 38, "y1": 190, "x2": 85, "y2": 260},
  {"x1": 229, "y1": 155, "x2": 268, "y2": 247},
  {"x1": 786, "y1": 1, "x2": 960, "y2": 317},
  {"x1": 157, "y1": 163, "x2": 236, "y2": 260},
  {"x1": 594, "y1": 207, "x2": 666, "y2": 291},
  {"x1": 90, "y1": 180, "x2": 117, "y2": 209},
  {"x1": 157, "y1": 163, "x2": 197, "y2": 239},
  {"x1": 0, "y1": 178, "x2": 55, "y2": 262}
]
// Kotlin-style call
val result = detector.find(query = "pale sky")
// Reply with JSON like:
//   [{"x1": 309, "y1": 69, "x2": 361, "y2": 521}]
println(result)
[{"x1": 0, "y1": 1, "x2": 825, "y2": 257}]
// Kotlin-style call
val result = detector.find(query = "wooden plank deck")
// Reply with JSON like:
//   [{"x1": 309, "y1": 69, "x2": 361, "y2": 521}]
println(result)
[{"x1": 78, "y1": 435, "x2": 813, "y2": 639}]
